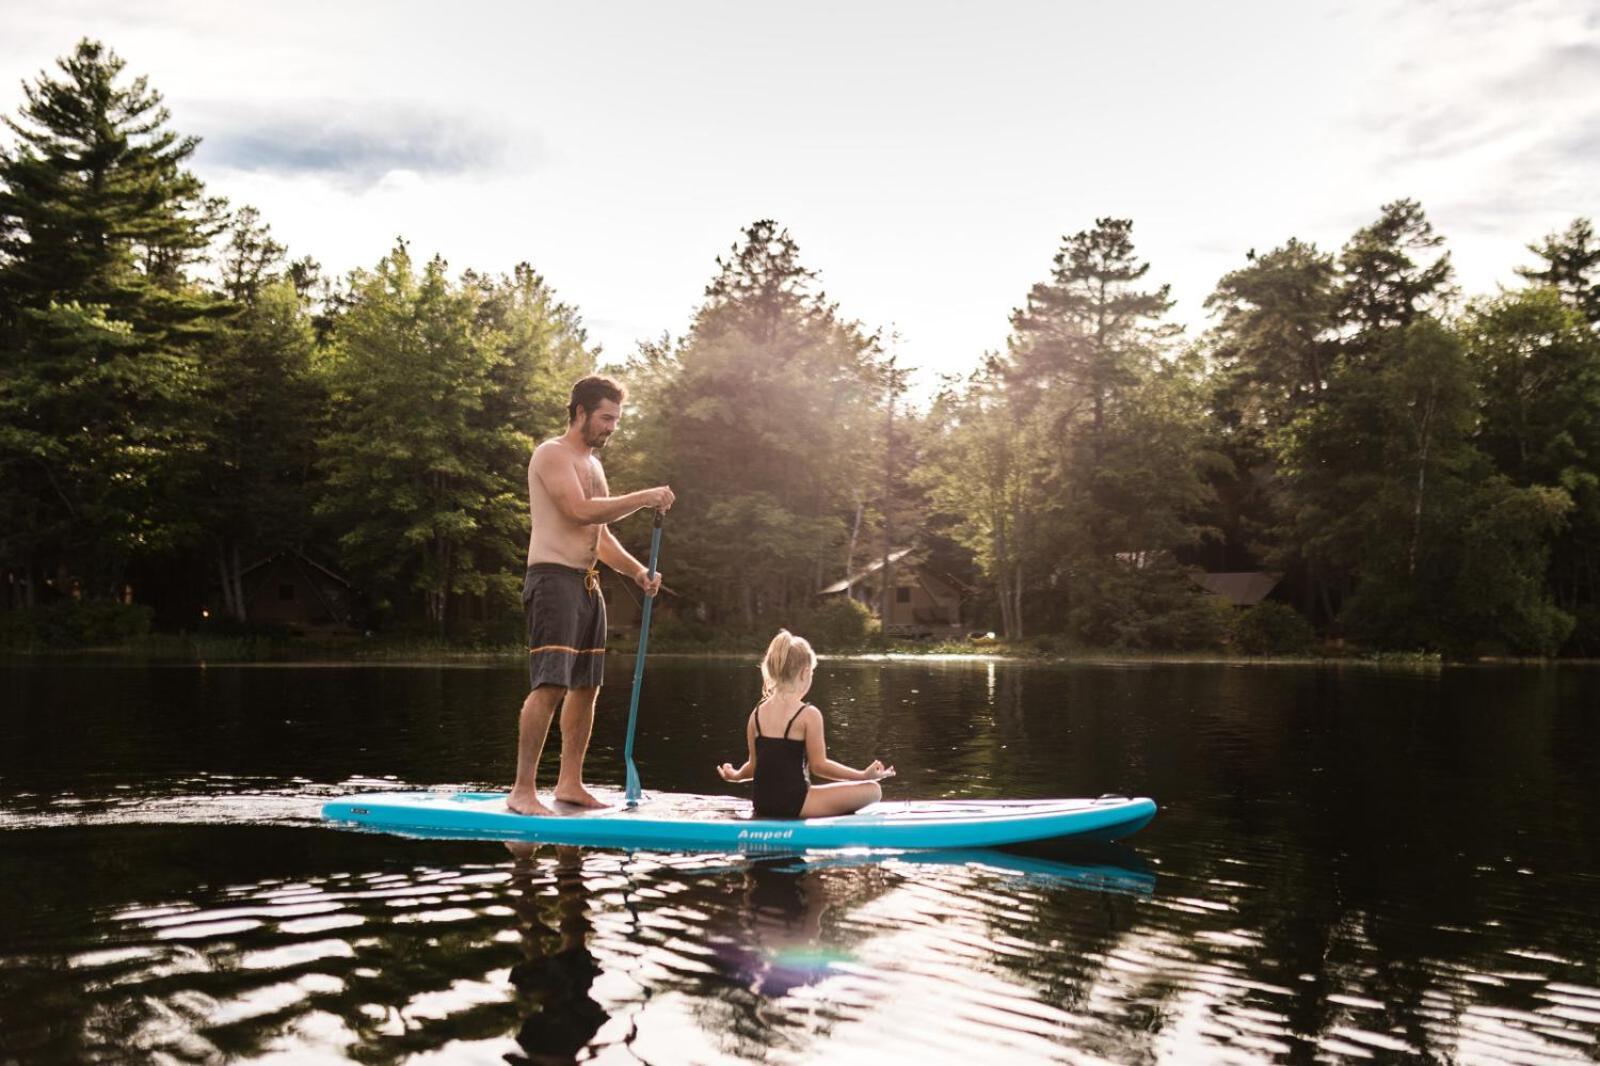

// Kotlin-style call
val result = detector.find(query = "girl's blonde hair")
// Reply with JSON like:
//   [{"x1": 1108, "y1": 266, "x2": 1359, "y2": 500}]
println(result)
[{"x1": 760, "y1": 629, "x2": 816, "y2": 698}]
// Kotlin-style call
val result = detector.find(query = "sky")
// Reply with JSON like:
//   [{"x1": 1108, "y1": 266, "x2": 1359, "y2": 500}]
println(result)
[{"x1": 3, "y1": 0, "x2": 1597, "y2": 396}]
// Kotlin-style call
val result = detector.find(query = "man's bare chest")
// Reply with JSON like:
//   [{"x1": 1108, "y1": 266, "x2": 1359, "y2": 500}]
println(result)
[{"x1": 575, "y1": 458, "x2": 605, "y2": 500}]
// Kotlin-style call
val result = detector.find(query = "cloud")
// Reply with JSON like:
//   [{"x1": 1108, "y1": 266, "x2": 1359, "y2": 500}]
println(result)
[
  {"x1": 189, "y1": 100, "x2": 532, "y2": 186},
  {"x1": 1363, "y1": 40, "x2": 1597, "y2": 159},
  {"x1": 1336, "y1": 0, "x2": 1599, "y2": 250}
]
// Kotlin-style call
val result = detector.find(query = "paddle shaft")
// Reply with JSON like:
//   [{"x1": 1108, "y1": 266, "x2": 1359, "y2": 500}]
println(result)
[{"x1": 623, "y1": 510, "x2": 664, "y2": 805}]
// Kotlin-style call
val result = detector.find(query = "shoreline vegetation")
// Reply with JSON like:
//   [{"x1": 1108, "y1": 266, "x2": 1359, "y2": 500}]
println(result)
[
  {"x1": 5, "y1": 41, "x2": 1600, "y2": 661},
  {"x1": 1, "y1": 630, "x2": 1581, "y2": 668}
]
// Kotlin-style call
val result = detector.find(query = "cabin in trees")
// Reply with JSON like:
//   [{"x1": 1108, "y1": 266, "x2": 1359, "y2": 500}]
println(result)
[
  {"x1": 601, "y1": 570, "x2": 685, "y2": 636},
  {"x1": 233, "y1": 552, "x2": 355, "y2": 630},
  {"x1": 819, "y1": 549, "x2": 967, "y2": 637},
  {"x1": 1187, "y1": 570, "x2": 1283, "y2": 608},
  {"x1": 603, "y1": 571, "x2": 645, "y2": 634}
]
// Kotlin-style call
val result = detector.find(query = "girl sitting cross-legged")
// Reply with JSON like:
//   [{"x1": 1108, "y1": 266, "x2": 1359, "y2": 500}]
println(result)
[{"x1": 717, "y1": 629, "x2": 894, "y2": 819}]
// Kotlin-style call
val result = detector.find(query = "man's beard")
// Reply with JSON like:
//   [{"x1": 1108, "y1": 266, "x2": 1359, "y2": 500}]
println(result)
[{"x1": 585, "y1": 427, "x2": 611, "y2": 448}]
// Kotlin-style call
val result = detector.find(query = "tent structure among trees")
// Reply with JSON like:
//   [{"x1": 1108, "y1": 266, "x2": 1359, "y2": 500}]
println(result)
[{"x1": 819, "y1": 549, "x2": 967, "y2": 637}]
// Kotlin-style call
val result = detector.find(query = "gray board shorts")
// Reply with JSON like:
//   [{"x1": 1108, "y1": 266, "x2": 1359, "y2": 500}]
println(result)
[{"x1": 523, "y1": 563, "x2": 606, "y2": 690}]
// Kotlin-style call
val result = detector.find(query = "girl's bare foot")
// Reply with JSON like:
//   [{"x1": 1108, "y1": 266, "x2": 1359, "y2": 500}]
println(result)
[
  {"x1": 553, "y1": 783, "x2": 608, "y2": 809},
  {"x1": 506, "y1": 790, "x2": 552, "y2": 816}
]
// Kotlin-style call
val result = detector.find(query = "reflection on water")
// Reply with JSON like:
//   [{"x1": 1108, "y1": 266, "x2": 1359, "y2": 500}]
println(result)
[
  {"x1": 0, "y1": 829, "x2": 1158, "y2": 1062},
  {"x1": 3, "y1": 660, "x2": 1600, "y2": 1061},
  {"x1": 505, "y1": 844, "x2": 609, "y2": 1062},
  {"x1": 7, "y1": 825, "x2": 1599, "y2": 1063}
]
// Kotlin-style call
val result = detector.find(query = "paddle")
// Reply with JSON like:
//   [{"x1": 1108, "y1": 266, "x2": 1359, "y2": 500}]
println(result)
[{"x1": 623, "y1": 509, "x2": 664, "y2": 806}]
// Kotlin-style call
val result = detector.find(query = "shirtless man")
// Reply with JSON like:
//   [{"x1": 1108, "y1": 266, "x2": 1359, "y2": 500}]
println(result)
[{"x1": 508, "y1": 375, "x2": 675, "y2": 816}]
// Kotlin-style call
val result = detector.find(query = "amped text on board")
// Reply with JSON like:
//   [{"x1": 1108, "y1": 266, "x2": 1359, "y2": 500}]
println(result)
[{"x1": 737, "y1": 828, "x2": 797, "y2": 841}]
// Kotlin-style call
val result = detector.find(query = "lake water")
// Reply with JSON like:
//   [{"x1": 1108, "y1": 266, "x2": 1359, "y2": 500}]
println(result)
[{"x1": 2, "y1": 657, "x2": 1599, "y2": 1063}]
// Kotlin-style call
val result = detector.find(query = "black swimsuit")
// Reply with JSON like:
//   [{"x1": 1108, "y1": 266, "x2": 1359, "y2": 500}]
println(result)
[{"x1": 752, "y1": 704, "x2": 810, "y2": 819}]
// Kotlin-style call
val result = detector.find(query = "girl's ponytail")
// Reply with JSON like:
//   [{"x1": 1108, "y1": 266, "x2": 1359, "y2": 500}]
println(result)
[{"x1": 760, "y1": 629, "x2": 816, "y2": 698}]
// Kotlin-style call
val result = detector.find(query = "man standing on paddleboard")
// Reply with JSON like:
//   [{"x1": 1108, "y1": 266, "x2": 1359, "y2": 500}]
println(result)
[{"x1": 509, "y1": 374, "x2": 675, "y2": 816}]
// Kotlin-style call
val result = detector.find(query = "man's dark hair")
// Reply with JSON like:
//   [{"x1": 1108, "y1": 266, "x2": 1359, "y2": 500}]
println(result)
[{"x1": 568, "y1": 375, "x2": 626, "y2": 422}]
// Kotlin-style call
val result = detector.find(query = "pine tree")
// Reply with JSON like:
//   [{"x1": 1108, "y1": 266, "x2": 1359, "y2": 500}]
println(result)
[
  {"x1": 201, "y1": 251, "x2": 323, "y2": 622},
  {"x1": 0, "y1": 39, "x2": 223, "y2": 324},
  {"x1": 695, "y1": 220, "x2": 830, "y2": 348},
  {"x1": 0, "y1": 40, "x2": 226, "y2": 601},
  {"x1": 1206, "y1": 239, "x2": 1339, "y2": 443},
  {"x1": 1516, "y1": 217, "x2": 1600, "y2": 326},
  {"x1": 1006, "y1": 218, "x2": 1218, "y2": 645},
  {"x1": 626, "y1": 221, "x2": 887, "y2": 627},
  {"x1": 1203, "y1": 239, "x2": 1340, "y2": 618},
  {"x1": 1010, "y1": 218, "x2": 1177, "y2": 449},
  {"x1": 216, "y1": 205, "x2": 286, "y2": 305},
  {"x1": 1337, "y1": 199, "x2": 1456, "y2": 350}
]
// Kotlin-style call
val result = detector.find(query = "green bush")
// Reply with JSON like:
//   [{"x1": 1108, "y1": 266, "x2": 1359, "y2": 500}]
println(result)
[
  {"x1": 1565, "y1": 605, "x2": 1600, "y2": 657},
  {"x1": 0, "y1": 600, "x2": 154, "y2": 648},
  {"x1": 790, "y1": 597, "x2": 876, "y2": 648},
  {"x1": 1068, "y1": 566, "x2": 1232, "y2": 650},
  {"x1": 1140, "y1": 595, "x2": 1235, "y2": 650},
  {"x1": 648, "y1": 612, "x2": 719, "y2": 647},
  {"x1": 0, "y1": 609, "x2": 34, "y2": 647},
  {"x1": 1231, "y1": 601, "x2": 1316, "y2": 655}
]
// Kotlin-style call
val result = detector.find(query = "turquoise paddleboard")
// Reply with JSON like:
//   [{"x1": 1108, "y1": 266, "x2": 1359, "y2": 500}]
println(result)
[{"x1": 320, "y1": 791, "x2": 1157, "y2": 850}]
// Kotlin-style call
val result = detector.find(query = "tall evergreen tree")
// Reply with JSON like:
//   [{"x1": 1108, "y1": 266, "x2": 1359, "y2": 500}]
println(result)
[
  {"x1": 216, "y1": 205, "x2": 286, "y2": 305},
  {"x1": 1258, "y1": 202, "x2": 1461, "y2": 630},
  {"x1": 0, "y1": 40, "x2": 226, "y2": 601},
  {"x1": 1007, "y1": 218, "x2": 1220, "y2": 645},
  {"x1": 623, "y1": 221, "x2": 888, "y2": 627},
  {"x1": 1010, "y1": 217, "x2": 1178, "y2": 450},
  {"x1": 1206, "y1": 239, "x2": 1339, "y2": 445},
  {"x1": 1337, "y1": 199, "x2": 1456, "y2": 350},
  {"x1": 1516, "y1": 217, "x2": 1600, "y2": 326},
  {"x1": 695, "y1": 220, "x2": 832, "y2": 348},
  {"x1": 1203, "y1": 239, "x2": 1340, "y2": 613},
  {"x1": 0, "y1": 39, "x2": 223, "y2": 324}
]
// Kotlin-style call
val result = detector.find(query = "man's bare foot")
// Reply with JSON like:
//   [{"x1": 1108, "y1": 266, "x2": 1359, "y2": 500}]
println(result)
[
  {"x1": 506, "y1": 790, "x2": 552, "y2": 816},
  {"x1": 553, "y1": 783, "x2": 609, "y2": 809},
  {"x1": 504, "y1": 841, "x2": 539, "y2": 860}
]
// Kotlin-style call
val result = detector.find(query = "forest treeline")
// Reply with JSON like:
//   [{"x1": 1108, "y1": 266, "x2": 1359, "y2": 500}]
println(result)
[{"x1": 4, "y1": 41, "x2": 1599, "y2": 656}]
